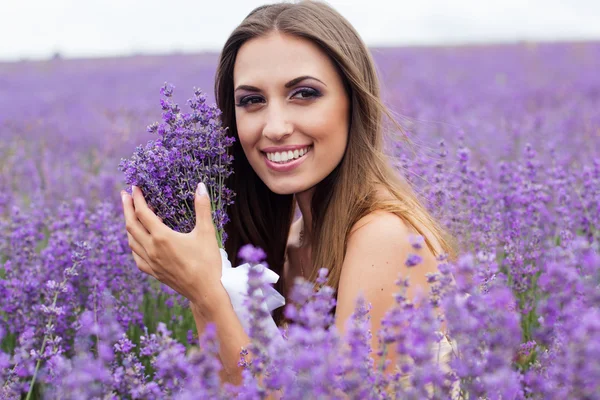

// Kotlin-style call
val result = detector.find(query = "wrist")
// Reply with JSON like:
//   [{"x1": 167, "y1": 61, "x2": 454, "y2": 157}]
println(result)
[{"x1": 191, "y1": 285, "x2": 230, "y2": 319}]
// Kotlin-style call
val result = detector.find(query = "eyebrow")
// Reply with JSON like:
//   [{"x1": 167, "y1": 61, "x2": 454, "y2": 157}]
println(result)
[{"x1": 234, "y1": 75, "x2": 326, "y2": 92}]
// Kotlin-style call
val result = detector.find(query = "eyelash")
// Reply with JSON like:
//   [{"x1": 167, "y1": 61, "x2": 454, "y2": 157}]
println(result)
[{"x1": 235, "y1": 88, "x2": 322, "y2": 107}]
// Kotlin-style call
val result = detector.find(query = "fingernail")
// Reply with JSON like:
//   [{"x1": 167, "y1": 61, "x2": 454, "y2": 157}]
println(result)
[
  {"x1": 132, "y1": 185, "x2": 136, "y2": 195},
  {"x1": 196, "y1": 182, "x2": 207, "y2": 197}
]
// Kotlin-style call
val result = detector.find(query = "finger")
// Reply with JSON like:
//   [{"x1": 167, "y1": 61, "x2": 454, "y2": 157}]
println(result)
[
  {"x1": 125, "y1": 230, "x2": 155, "y2": 277},
  {"x1": 132, "y1": 250, "x2": 156, "y2": 278},
  {"x1": 131, "y1": 185, "x2": 164, "y2": 235},
  {"x1": 122, "y1": 190, "x2": 152, "y2": 249},
  {"x1": 194, "y1": 182, "x2": 216, "y2": 235},
  {"x1": 148, "y1": 206, "x2": 162, "y2": 223},
  {"x1": 127, "y1": 231, "x2": 150, "y2": 261}
]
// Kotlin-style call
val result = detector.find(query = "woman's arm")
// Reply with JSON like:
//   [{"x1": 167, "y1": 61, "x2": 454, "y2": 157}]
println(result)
[
  {"x1": 334, "y1": 210, "x2": 441, "y2": 377},
  {"x1": 190, "y1": 288, "x2": 251, "y2": 386},
  {"x1": 191, "y1": 295, "x2": 286, "y2": 400},
  {"x1": 122, "y1": 187, "x2": 279, "y2": 390}
]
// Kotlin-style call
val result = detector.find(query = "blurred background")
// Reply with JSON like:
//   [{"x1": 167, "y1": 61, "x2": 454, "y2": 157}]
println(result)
[
  {"x1": 0, "y1": 0, "x2": 599, "y2": 212},
  {"x1": 2, "y1": 0, "x2": 599, "y2": 61}
]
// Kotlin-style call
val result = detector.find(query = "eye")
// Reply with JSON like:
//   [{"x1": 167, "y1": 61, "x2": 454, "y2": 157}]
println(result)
[
  {"x1": 235, "y1": 88, "x2": 322, "y2": 108},
  {"x1": 235, "y1": 96, "x2": 264, "y2": 107},
  {"x1": 291, "y1": 88, "x2": 321, "y2": 100}
]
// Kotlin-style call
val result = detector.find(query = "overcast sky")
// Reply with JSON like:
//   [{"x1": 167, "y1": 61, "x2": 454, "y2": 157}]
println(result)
[{"x1": 2, "y1": 0, "x2": 599, "y2": 61}]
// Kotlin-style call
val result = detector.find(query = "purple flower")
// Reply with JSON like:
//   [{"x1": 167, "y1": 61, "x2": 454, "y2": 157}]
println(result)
[
  {"x1": 238, "y1": 244, "x2": 267, "y2": 265},
  {"x1": 405, "y1": 253, "x2": 423, "y2": 267},
  {"x1": 338, "y1": 295, "x2": 377, "y2": 398},
  {"x1": 408, "y1": 234, "x2": 425, "y2": 249},
  {"x1": 118, "y1": 83, "x2": 236, "y2": 247},
  {"x1": 3, "y1": 41, "x2": 600, "y2": 399}
]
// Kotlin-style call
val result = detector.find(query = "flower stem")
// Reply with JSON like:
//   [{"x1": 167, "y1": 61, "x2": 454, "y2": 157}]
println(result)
[{"x1": 26, "y1": 290, "x2": 59, "y2": 400}]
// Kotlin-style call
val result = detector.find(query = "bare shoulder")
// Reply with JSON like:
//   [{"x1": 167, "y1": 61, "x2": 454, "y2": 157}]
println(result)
[
  {"x1": 349, "y1": 209, "x2": 408, "y2": 239},
  {"x1": 341, "y1": 208, "x2": 440, "y2": 300},
  {"x1": 336, "y1": 208, "x2": 440, "y2": 333},
  {"x1": 345, "y1": 211, "x2": 417, "y2": 270},
  {"x1": 350, "y1": 184, "x2": 444, "y2": 255}
]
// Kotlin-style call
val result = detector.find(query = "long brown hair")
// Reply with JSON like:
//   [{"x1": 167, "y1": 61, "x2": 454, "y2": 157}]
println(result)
[{"x1": 216, "y1": 1, "x2": 458, "y2": 326}]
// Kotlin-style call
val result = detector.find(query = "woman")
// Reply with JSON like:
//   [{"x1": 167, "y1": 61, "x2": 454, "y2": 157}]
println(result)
[{"x1": 122, "y1": 0, "x2": 457, "y2": 388}]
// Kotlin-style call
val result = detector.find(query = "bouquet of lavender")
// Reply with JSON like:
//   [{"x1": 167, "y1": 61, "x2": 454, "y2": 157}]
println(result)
[{"x1": 118, "y1": 83, "x2": 235, "y2": 247}]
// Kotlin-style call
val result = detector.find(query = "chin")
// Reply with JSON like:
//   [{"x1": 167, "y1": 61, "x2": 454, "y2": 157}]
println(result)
[
  {"x1": 265, "y1": 182, "x2": 301, "y2": 195},
  {"x1": 263, "y1": 179, "x2": 311, "y2": 196}
]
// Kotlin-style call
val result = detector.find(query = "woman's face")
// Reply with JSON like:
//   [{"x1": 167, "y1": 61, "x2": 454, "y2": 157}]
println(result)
[{"x1": 233, "y1": 31, "x2": 350, "y2": 195}]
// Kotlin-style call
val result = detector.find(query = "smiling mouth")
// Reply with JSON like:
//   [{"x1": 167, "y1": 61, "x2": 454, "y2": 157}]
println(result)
[{"x1": 263, "y1": 145, "x2": 313, "y2": 164}]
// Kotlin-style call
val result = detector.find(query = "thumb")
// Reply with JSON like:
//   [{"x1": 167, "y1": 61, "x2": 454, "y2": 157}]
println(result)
[{"x1": 194, "y1": 182, "x2": 215, "y2": 233}]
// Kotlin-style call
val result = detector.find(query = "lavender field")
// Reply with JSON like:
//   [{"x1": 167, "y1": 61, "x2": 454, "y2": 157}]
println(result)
[{"x1": 1, "y1": 41, "x2": 599, "y2": 398}]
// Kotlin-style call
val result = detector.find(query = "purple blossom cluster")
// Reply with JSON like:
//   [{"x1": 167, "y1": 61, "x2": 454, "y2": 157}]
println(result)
[
  {"x1": 523, "y1": 238, "x2": 600, "y2": 399},
  {"x1": 0, "y1": 201, "x2": 152, "y2": 398},
  {"x1": 118, "y1": 83, "x2": 235, "y2": 245},
  {"x1": 0, "y1": 42, "x2": 599, "y2": 398}
]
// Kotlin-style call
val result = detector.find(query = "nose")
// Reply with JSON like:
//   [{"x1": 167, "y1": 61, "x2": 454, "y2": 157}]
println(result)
[{"x1": 262, "y1": 101, "x2": 293, "y2": 142}]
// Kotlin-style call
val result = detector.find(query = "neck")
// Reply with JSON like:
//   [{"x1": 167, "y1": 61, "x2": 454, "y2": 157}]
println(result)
[{"x1": 295, "y1": 186, "x2": 315, "y2": 244}]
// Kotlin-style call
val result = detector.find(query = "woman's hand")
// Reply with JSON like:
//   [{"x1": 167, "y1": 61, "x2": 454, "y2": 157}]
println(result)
[{"x1": 121, "y1": 183, "x2": 225, "y2": 313}]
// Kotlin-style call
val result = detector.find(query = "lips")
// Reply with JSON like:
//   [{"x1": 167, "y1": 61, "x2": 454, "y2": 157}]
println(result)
[
  {"x1": 262, "y1": 145, "x2": 312, "y2": 172},
  {"x1": 265, "y1": 145, "x2": 312, "y2": 163}
]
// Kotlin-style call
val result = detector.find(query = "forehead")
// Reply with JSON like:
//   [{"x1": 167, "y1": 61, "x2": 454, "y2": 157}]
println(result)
[{"x1": 233, "y1": 32, "x2": 338, "y2": 86}]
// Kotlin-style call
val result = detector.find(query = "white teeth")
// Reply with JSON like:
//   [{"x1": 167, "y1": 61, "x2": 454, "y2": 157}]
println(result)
[{"x1": 265, "y1": 146, "x2": 311, "y2": 164}]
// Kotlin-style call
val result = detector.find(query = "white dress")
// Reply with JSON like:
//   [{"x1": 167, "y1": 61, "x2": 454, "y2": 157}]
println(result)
[{"x1": 218, "y1": 249, "x2": 286, "y2": 344}]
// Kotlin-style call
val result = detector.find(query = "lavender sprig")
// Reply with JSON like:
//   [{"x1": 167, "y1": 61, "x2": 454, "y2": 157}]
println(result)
[
  {"x1": 118, "y1": 83, "x2": 235, "y2": 247},
  {"x1": 237, "y1": 245, "x2": 271, "y2": 396},
  {"x1": 25, "y1": 240, "x2": 90, "y2": 400}
]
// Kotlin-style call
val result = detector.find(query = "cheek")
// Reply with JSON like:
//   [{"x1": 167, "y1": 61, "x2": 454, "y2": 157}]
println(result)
[
  {"x1": 317, "y1": 111, "x2": 349, "y2": 149},
  {"x1": 237, "y1": 131, "x2": 252, "y2": 152},
  {"x1": 312, "y1": 97, "x2": 349, "y2": 142},
  {"x1": 235, "y1": 118, "x2": 259, "y2": 153}
]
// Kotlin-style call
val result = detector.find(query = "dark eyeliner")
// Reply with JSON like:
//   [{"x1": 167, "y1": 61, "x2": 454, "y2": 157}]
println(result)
[
  {"x1": 235, "y1": 87, "x2": 322, "y2": 107},
  {"x1": 235, "y1": 95, "x2": 262, "y2": 107},
  {"x1": 292, "y1": 87, "x2": 322, "y2": 99}
]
